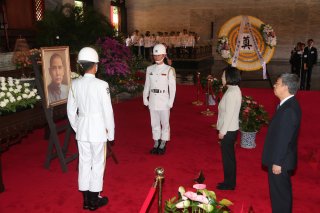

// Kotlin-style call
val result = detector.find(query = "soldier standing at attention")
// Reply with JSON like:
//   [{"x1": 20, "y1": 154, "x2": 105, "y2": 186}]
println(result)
[
  {"x1": 143, "y1": 44, "x2": 176, "y2": 155},
  {"x1": 67, "y1": 47, "x2": 115, "y2": 211}
]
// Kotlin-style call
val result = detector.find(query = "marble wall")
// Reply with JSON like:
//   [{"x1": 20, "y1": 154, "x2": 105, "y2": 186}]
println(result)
[{"x1": 125, "y1": 0, "x2": 320, "y2": 60}]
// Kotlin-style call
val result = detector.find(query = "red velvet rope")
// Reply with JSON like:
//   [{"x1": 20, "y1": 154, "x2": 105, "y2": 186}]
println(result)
[{"x1": 139, "y1": 187, "x2": 157, "y2": 213}]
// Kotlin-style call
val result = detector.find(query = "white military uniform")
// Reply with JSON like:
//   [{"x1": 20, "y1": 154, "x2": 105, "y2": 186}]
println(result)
[
  {"x1": 67, "y1": 73, "x2": 115, "y2": 192},
  {"x1": 143, "y1": 63, "x2": 176, "y2": 141}
]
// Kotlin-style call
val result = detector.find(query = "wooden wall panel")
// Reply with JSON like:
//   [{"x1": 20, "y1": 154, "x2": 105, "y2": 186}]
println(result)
[{"x1": 5, "y1": 0, "x2": 34, "y2": 29}]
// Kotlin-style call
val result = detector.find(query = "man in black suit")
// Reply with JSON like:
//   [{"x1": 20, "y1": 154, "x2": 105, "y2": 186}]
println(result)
[
  {"x1": 301, "y1": 39, "x2": 318, "y2": 90},
  {"x1": 262, "y1": 73, "x2": 301, "y2": 213}
]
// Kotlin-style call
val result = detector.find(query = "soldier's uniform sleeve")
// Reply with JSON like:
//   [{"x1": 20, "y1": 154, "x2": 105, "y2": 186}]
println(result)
[
  {"x1": 67, "y1": 84, "x2": 78, "y2": 132},
  {"x1": 101, "y1": 82, "x2": 115, "y2": 141},
  {"x1": 143, "y1": 68, "x2": 151, "y2": 106},
  {"x1": 168, "y1": 67, "x2": 176, "y2": 108}
]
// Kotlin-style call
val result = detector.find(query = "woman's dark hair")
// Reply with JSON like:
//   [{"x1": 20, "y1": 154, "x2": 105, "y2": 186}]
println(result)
[{"x1": 224, "y1": 66, "x2": 241, "y2": 85}]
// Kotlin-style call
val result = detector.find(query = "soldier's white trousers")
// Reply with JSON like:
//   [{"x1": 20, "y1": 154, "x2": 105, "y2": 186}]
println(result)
[
  {"x1": 77, "y1": 141, "x2": 106, "y2": 192},
  {"x1": 150, "y1": 110, "x2": 170, "y2": 141}
]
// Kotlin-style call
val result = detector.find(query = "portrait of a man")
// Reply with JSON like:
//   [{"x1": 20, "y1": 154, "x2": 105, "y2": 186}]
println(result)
[
  {"x1": 47, "y1": 53, "x2": 69, "y2": 103},
  {"x1": 41, "y1": 46, "x2": 71, "y2": 108}
]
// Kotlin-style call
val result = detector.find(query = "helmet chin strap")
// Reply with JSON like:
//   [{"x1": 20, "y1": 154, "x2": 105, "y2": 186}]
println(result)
[{"x1": 155, "y1": 57, "x2": 165, "y2": 64}]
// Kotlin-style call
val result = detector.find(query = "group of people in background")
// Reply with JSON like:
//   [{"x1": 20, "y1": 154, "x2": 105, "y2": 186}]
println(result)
[
  {"x1": 125, "y1": 29, "x2": 200, "y2": 61},
  {"x1": 290, "y1": 38, "x2": 318, "y2": 90}
]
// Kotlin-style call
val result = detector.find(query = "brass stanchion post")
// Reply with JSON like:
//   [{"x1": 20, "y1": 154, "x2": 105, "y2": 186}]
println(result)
[
  {"x1": 192, "y1": 72, "x2": 203, "y2": 106},
  {"x1": 155, "y1": 167, "x2": 164, "y2": 213},
  {"x1": 201, "y1": 75, "x2": 214, "y2": 116}
]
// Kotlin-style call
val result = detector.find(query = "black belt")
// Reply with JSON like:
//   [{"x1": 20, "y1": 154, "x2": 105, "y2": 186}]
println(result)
[{"x1": 151, "y1": 89, "x2": 166, "y2": 93}]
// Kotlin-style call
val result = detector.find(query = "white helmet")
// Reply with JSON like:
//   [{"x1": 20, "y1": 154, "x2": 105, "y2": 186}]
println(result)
[
  {"x1": 77, "y1": 47, "x2": 99, "y2": 63},
  {"x1": 153, "y1": 44, "x2": 166, "y2": 55}
]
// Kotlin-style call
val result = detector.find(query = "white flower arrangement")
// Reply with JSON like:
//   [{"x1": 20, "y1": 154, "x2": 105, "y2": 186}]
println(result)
[
  {"x1": 261, "y1": 24, "x2": 277, "y2": 47},
  {"x1": 71, "y1": 71, "x2": 81, "y2": 79},
  {"x1": 216, "y1": 36, "x2": 232, "y2": 59},
  {"x1": 0, "y1": 77, "x2": 40, "y2": 115}
]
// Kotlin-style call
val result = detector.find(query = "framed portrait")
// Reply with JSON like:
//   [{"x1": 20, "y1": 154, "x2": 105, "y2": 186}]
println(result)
[{"x1": 41, "y1": 46, "x2": 71, "y2": 108}]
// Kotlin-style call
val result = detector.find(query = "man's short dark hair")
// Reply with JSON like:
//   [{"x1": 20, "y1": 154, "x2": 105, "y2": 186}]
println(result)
[
  {"x1": 278, "y1": 73, "x2": 299, "y2": 95},
  {"x1": 224, "y1": 66, "x2": 241, "y2": 86},
  {"x1": 79, "y1": 62, "x2": 95, "y2": 72}
]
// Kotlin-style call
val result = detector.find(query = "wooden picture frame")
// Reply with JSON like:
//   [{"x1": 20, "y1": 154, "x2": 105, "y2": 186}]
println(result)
[{"x1": 41, "y1": 46, "x2": 71, "y2": 108}]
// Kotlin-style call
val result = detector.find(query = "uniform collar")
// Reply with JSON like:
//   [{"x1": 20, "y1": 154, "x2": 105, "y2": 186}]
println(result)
[
  {"x1": 155, "y1": 63, "x2": 166, "y2": 67},
  {"x1": 84, "y1": 73, "x2": 95, "y2": 78}
]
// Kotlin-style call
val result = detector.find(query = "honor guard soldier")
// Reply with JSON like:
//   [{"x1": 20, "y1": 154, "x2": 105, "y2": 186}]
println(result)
[
  {"x1": 143, "y1": 44, "x2": 176, "y2": 155},
  {"x1": 67, "y1": 47, "x2": 115, "y2": 211}
]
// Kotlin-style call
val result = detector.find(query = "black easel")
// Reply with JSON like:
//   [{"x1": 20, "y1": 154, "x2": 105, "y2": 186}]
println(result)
[
  {"x1": 31, "y1": 56, "x2": 78, "y2": 172},
  {"x1": 240, "y1": 66, "x2": 273, "y2": 88}
]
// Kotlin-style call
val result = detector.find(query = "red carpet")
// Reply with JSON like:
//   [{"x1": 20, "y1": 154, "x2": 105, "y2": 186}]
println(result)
[{"x1": 0, "y1": 85, "x2": 319, "y2": 213}]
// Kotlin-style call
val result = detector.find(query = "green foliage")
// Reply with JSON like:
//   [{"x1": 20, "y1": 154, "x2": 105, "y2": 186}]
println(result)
[{"x1": 35, "y1": 4, "x2": 115, "y2": 52}]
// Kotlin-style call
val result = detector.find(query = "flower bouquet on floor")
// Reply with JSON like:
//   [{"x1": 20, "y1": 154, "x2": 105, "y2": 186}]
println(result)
[{"x1": 165, "y1": 184, "x2": 233, "y2": 213}]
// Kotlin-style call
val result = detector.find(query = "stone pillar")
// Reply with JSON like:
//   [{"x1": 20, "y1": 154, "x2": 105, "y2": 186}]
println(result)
[{"x1": 94, "y1": 0, "x2": 110, "y2": 19}]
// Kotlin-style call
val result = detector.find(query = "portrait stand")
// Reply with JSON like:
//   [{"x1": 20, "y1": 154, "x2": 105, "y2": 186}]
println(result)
[{"x1": 31, "y1": 56, "x2": 78, "y2": 172}]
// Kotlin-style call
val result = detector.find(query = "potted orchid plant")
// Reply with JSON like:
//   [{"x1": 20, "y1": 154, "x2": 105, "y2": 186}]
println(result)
[{"x1": 165, "y1": 184, "x2": 233, "y2": 213}]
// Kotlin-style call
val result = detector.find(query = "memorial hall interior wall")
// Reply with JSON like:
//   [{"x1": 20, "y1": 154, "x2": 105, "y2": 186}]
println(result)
[{"x1": 126, "y1": 0, "x2": 320, "y2": 60}]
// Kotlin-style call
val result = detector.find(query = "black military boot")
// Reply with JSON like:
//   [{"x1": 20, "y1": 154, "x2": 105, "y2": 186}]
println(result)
[
  {"x1": 88, "y1": 191, "x2": 109, "y2": 211},
  {"x1": 82, "y1": 190, "x2": 89, "y2": 210}
]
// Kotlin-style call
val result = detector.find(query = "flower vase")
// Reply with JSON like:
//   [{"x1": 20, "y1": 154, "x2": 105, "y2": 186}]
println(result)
[{"x1": 240, "y1": 131, "x2": 257, "y2": 149}]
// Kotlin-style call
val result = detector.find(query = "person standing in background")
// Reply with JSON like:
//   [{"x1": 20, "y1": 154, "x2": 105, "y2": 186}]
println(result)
[
  {"x1": 144, "y1": 31, "x2": 153, "y2": 61},
  {"x1": 131, "y1": 30, "x2": 140, "y2": 56},
  {"x1": 216, "y1": 66, "x2": 242, "y2": 190},
  {"x1": 143, "y1": 44, "x2": 176, "y2": 155},
  {"x1": 262, "y1": 73, "x2": 301, "y2": 213},
  {"x1": 290, "y1": 42, "x2": 304, "y2": 78},
  {"x1": 302, "y1": 39, "x2": 318, "y2": 90},
  {"x1": 67, "y1": 47, "x2": 115, "y2": 211}
]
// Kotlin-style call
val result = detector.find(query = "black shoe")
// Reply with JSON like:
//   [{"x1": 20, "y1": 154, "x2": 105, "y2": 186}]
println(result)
[
  {"x1": 216, "y1": 182, "x2": 225, "y2": 187},
  {"x1": 82, "y1": 191, "x2": 89, "y2": 210},
  {"x1": 89, "y1": 192, "x2": 108, "y2": 211},
  {"x1": 157, "y1": 146, "x2": 166, "y2": 155},
  {"x1": 150, "y1": 147, "x2": 158, "y2": 154},
  {"x1": 216, "y1": 183, "x2": 235, "y2": 190}
]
